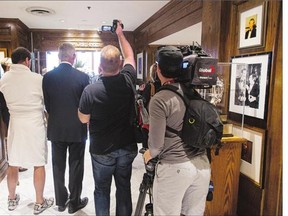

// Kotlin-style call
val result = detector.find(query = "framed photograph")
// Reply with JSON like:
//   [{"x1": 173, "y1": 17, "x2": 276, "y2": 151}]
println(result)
[
  {"x1": 0, "y1": 48, "x2": 8, "y2": 77},
  {"x1": 0, "y1": 48, "x2": 7, "y2": 59},
  {"x1": 228, "y1": 52, "x2": 272, "y2": 129},
  {"x1": 137, "y1": 52, "x2": 143, "y2": 80},
  {"x1": 233, "y1": 125, "x2": 265, "y2": 187},
  {"x1": 238, "y1": 2, "x2": 267, "y2": 49}
]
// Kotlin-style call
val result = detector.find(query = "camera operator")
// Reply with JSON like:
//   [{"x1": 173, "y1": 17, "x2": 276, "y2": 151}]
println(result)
[
  {"x1": 78, "y1": 20, "x2": 138, "y2": 216},
  {"x1": 143, "y1": 46, "x2": 211, "y2": 216}
]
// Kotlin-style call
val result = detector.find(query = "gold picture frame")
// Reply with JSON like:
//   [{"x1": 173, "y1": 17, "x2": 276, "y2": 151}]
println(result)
[
  {"x1": 238, "y1": 2, "x2": 268, "y2": 49},
  {"x1": 0, "y1": 48, "x2": 7, "y2": 59}
]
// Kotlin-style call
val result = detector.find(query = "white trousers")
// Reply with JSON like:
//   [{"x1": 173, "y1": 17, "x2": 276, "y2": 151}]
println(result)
[{"x1": 153, "y1": 154, "x2": 211, "y2": 216}]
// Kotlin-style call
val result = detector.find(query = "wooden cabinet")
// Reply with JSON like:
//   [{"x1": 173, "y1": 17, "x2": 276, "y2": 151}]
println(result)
[{"x1": 205, "y1": 137, "x2": 246, "y2": 216}]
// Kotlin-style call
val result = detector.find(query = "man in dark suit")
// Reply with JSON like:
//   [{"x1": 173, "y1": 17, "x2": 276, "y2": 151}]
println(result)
[
  {"x1": 245, "y1": 18, "x2": 257, "y2": 39},
  {"x1": 42, "y1": 42, "x2": 90, "y2": 214}
]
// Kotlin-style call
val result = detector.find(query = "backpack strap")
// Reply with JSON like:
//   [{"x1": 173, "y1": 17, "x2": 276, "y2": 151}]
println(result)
[
  {"x1": 159, "y1": 84, "x2": 206, "y2": 139},
  {"x1": 158, "y1": 84, "x2": 190, "y2": 136},
  {"x1": 123, "y1": 74, "x2": 139, "y2": 125},
  {"x1": 150, "y1": 82, "x2": 155, "y2": 98}
]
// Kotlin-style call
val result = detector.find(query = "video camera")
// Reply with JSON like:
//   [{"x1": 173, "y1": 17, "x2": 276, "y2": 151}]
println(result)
[
  {"x1": 177, "y1": 42, "x2": 218, "y2": 89},
  {"x1": 101, "y1": 19, "x2": 124, "y2": 33}
]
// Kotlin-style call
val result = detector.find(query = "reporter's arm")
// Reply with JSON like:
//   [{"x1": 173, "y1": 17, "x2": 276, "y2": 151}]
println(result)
[
  {"x1": 115, "y1": 20, "x2": 135, "y2": 69},
  {"x1": 78, "y1": 109, "x2": 90, "y2": 123}
]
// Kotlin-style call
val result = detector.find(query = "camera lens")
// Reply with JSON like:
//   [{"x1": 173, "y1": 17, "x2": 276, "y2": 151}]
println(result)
[
  {"x1": 101, "y1": 25, "x2": 112, "y2": 32},
  {"x1": 146, "y1": 161, "x2": 154, "y2": 172}
]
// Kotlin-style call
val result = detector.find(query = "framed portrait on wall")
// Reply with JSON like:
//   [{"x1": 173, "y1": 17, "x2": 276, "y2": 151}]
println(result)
[
  {"x1": 0, "y1": 48, "x2": 7, "y2": 60},
  {"x1": 238, "y1": 2, "x2": 268, "y2": 49},
  {"x1": 0, "y1": 48, "x2": 8, "y2": 77},
  {"x1": 233, "y1": 125, "x2": 265, "y2": 187},
  {"x1": 137, "y1": 52, "x2": 143, "y2": 80},
  {"x1": 228, "y1": 52, "x2": 272, "y2": 129}
]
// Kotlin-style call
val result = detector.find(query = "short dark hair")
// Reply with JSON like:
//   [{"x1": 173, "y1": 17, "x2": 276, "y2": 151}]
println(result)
[
  {"x1": 11, "y1": 47, "x2": 31, "y2": 64},
  {"x1": 156, "y1": 46, "x2": 183, "y2": 78}
]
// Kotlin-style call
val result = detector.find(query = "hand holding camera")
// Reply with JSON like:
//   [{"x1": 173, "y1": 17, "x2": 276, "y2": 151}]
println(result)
[{"x1": 101, "y1": 19, "x2": 124, "y2": 33}]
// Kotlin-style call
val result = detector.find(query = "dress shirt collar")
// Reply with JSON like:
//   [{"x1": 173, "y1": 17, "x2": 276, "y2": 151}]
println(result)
[{"x1": 60, "y1": 61, "x2": 72, "y2": 66}]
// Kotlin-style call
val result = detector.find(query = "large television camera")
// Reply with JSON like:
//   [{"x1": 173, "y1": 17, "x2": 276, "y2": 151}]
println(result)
[{"x1": 177, "y1": 43, "x2": 218, "y2": 89}]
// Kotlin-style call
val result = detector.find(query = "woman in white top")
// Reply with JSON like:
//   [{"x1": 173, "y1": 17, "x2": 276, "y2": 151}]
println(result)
[{"x1": 0, "y1": 47, "x2": 54, "y2": 215}]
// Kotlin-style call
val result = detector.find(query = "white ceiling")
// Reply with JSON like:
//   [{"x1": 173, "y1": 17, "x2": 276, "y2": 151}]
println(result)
[
  {"x1": 150, "y1": 22, "x2": 202, "y2": 45},
  {"x1": 0, "y1": 0, "x2": 201, "y2": 45}
]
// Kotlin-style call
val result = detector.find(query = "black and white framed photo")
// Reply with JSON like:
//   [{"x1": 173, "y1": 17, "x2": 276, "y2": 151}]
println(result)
[
  {"x1": 228, "y1": 52, "x2": 272, "y2": 129},
  {"x1": 233, "y1": 125, "x2": 265, "y2": 187},
  {"x1": 238, "y1": 2, "x2": 268, "y2": 49},
  {"x1": 137, "y1": 52, "x2": 143, "y2": 80}
]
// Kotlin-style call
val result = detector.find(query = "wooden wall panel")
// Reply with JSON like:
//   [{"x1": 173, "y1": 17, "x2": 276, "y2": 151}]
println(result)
[
  {"x1": 237, "y1": 174, "x2": 262, "y2": 216},
  {"x1": 0, "y1": 18, "x2": 30, "y2": 54},
  {"x1": 201, "y1": 1, "x2": 235, "y2": 115},
  {"x1": 205, "y1": 138, "x2": 244, "y2": 216},
  {"x1": 262, "y1": 1, "x2": 282, "y2": 215},
  {"x1": 134, "y1": 0, "x2": 202, "y2": 51},
  {"x1": 31, "y1": 29, "x2": 134, "y2": 52}
]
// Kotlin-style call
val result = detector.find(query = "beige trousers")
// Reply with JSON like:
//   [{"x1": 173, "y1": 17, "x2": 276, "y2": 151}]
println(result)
[{"x1": 153, "y1": 154, "x2": 211, "y2": 216}]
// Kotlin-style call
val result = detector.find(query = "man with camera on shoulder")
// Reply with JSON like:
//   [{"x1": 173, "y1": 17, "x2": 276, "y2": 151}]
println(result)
[{"x1": 143, "y1": 46, "x2": 211, "y2": 216}]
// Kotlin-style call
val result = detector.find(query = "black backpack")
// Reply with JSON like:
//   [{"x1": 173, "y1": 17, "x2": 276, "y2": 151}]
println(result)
[{"x1": 159, "y1": 84, "x2": 223, "y2": 153}]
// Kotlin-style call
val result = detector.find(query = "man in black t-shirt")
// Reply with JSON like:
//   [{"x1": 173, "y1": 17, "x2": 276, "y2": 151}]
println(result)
[{"x1": 78, "y1": 20, "x2": 137, "y2": 216}]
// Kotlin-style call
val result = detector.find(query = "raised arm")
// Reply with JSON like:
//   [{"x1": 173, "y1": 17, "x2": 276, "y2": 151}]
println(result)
[{"x1": 115, "y1": 20, "x2": 135, "y2": 69}]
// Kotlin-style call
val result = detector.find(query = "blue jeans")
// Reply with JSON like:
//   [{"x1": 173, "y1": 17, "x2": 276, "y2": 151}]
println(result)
[{"x1": 91, "y1": 146, "x2": 137, "y2": 216}]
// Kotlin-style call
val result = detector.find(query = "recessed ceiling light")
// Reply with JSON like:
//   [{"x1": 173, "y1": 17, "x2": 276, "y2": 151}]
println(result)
[{"x1": 26, "y1": 7, "x2": 55, "y2": 16}]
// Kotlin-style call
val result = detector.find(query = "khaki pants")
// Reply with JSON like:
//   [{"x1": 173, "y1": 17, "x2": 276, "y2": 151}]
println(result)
[{"x1": 153, "y1": 154, "x2": 211, "y2": 216}]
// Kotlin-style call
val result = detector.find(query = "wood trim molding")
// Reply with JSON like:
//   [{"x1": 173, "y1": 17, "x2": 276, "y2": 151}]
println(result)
[{"x1": 134, "y1": 0, "x2": 202, "y2": 49}]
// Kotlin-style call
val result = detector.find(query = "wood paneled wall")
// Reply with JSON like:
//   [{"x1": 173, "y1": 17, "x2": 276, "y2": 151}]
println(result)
[
  {"x1": 133, "y1": 0, "x2": 203, "y2": 82},
  {"x1": 0, "y1": 18, "x2": 30, "y2": 55},
  {"x1": 31, "y1": 29, "x2": 134, "y2": 52},
  {"x1": 262, "y1": 1, "x2": 282, "y2": 215},
  {"x1": 134, "y1": 0, "x2": 202, "y2": 51}
]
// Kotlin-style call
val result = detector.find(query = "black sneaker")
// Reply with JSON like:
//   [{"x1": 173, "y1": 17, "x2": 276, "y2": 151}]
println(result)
[{"x1": 68, "y1": 197, "x2": 88, "y2": 214}]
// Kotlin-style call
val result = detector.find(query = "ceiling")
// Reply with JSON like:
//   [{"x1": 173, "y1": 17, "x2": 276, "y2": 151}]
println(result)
[{"x1": 0, "y1": 0, "x2": 201, "y2": 45}]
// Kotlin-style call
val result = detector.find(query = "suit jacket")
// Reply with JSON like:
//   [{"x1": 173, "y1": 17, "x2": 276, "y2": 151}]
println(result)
[
  {"x1": 245, "y1": 28, "x2": 257, "y2": 39},
  {"x1": 43, "y1": 63, "x2": 90, "y2": 142}
]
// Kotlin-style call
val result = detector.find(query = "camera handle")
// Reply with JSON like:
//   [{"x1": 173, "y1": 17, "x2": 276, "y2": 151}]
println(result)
[{"x1": 112, "y1": 19, "x2": 124, "y2": 32}]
